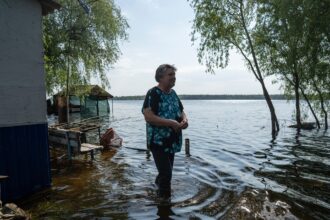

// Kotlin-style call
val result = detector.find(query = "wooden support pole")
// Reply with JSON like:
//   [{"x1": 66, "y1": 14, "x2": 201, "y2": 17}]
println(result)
[
  {"x1": 111, "y1": 99, "x2": 114, "y2": 116},
  {"x1": 98, "y1": 127, "x2": 101, "y2": 139},
  {"x1": 96, "y1": 98, "x2": 99, "y2": 116},
  {"x1": 57, "y1": 95, "x2": 68, "y2": 124},
  {"x1": 65, "y1": 131, "x2": 72, "y2": 160},
  {"x1": 185, "y1": 138, "x2": 190, "y2": 156},
  {"x1": 146, "y1": 126, "x2": 150, "y2": 157},
  {"x1": 91, "y1": 150, "x2": 94, "y2": 160}
]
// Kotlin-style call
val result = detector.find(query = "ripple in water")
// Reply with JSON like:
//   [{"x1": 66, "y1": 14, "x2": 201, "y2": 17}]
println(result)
[{"x1": 19, "y1": 100, "x2": 330, "y2": 219}]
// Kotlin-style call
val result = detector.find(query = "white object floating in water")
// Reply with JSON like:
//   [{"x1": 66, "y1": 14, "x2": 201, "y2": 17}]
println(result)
[{"x1": 110, "y1": 132, "x2": 123, "y2": 148}]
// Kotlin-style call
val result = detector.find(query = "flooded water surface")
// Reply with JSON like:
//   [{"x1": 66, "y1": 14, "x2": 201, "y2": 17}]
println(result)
[{"x1": 20, "y1": 100, "x2": 330, "y2": 219}]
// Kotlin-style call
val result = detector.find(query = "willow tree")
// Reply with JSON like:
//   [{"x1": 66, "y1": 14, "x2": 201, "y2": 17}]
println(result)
[
  {"x1": 304, "y1": 0, "x2": 330, "y2": 129},
  {"x1": 189, "y1": 0, "x2": 279, "y2": 137},
  {"x1": 43, "y1": 0, "x2": 128, "y2": 95},
  {"x1": 255, "y1": 0, "x2": 330, "y2": 129},
  {"x1": 255, "y1": 0, "x2": 306, "y2": 129}
]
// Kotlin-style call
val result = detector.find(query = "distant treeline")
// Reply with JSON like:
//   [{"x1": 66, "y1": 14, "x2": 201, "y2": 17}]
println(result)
[{"x1": 114, "y1": 94, "x2": 287, "y2": 100}]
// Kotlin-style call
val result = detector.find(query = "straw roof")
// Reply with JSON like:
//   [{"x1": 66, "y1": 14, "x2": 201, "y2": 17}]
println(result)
[{"x1": 55, "y1": 85, "x2": 113, "y2": 100}]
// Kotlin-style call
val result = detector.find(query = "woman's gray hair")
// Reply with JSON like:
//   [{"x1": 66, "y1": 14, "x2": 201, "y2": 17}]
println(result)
[{"x1": 155, "y1": 64, "x2": 177, "y2": 82}]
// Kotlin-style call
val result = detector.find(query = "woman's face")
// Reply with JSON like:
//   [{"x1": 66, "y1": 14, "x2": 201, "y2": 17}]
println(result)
[{"x1": 159, "y1": 69, "x2": 176, "y2": 89}]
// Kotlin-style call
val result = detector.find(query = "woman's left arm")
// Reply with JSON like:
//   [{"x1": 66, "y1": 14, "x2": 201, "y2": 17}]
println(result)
[{"x1": 180, "y1": 111, "x2": 188, "y2": 129}]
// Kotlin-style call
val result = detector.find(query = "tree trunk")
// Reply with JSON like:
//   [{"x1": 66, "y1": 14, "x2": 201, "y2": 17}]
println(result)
[
  {"x1": 283, "y1": 74, "x2": 320, "y2": 129},
  {"x1": 325, "y1": 106, "x2": 328, "y2": 129},
  {"x1": 313, "y1": 80, "x2": 328, "y2": 129},
  {"x1": 320, "y1": 98, "x2": 328, "y2": 129},
  {"x1": 238, "y1": 1, "x2": 279, "y2": 138},
  {"x1": 300, "y1": 89, "x2": 320, "y2": 129},
  {"x1": 293, "y1": 71, "x2": 301, "y2": 129},
  {"x1": 260, "y1": 80, "x2": 280, "y2": 138}
]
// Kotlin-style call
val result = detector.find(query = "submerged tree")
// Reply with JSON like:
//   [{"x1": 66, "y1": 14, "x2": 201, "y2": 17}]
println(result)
[
  {"x1": 188, "y1": 0, "x2": 280, "y2": 137},
  {"x1": 256, "y1": 0, "x2": 330, "y2": 129},
  {"x1": 43, "y1": 0, "x2": 128, "y2": 95},
  {"x1": 304, "y1": 0, "x2": 330, "y2": 129},
  {"x1": 255, "y1": 0, "x2": 306, "y2": 129}
]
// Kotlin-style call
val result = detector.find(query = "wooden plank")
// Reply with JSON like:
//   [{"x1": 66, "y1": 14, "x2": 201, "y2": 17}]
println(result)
[
  {"x1": 48, "y1": 135, "x2": 80, "y2": 148},
  {"x1": 49, "y1": 128, "x2": 81, "y2": 137},
  {"x1": 80, "y1": 126, "x2": 100, "y2": 132},
  {"x1": 0, "y1": 175, "x2": 8, "y2": 182},
  {"x1": 48, "y1": 129, "x2": 81, "y2": 152},
  {"x1": 48, "y1": 124, "x2": 103, "y2": 160},
  {"x1": 80, "y1": 143, "x2": 103, "y2": 152}
]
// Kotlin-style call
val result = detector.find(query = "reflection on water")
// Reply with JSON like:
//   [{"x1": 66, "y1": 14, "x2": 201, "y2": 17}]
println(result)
[{"x1": 19, "y1": 100, "x2": 330, "y2": 219}]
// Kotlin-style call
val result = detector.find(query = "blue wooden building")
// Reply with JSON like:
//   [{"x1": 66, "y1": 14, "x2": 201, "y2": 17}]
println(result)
[{"x1": 0, "y1": 0, "x2": 60, "y2": 202}]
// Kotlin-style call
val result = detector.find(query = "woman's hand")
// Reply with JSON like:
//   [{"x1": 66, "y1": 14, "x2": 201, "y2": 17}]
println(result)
[
  {"x1": 169, "y1": 119, "x2": 182, "y2": 132},
  {"x1": 180, "y1": 118, "x2": 188, "y2": 129}
]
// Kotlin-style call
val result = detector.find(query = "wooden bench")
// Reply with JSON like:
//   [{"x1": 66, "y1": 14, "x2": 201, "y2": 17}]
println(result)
[{"x1": 48, "y1": 128, "x2": 103, "y2": 160}]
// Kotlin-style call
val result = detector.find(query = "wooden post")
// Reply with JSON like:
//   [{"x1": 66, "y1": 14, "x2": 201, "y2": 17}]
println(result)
[
  {"x1": 146, "y1": 126, "x2": 150, "y2": 157},
  {"x1": 66, "y1": 95, "x2": 70, "y2": 125},
  {"x1": 107, "y1": 99, "x2": 110, "y2": 114},
  {"x1": 58, "y1": 95, "x2": 68, "y2": 123},
  {"x1": 96, "y1": 98, "x2": 99, "y2": 116},
  {"x1": 81, "y1": 132, "x2": 87, "y2": 143},
  {"x1": 79, "y1": 97, "x2": 82, "y2": 112},
  {"x1": 112, "y1": 99, "x2": 114, "y2": 116},
  {"x1": 65, "y1": 131, "x2": 72, "y2": 160},
  {"x1": 185, "y1": 138, "x2": 190, "y2": 156},
  {"x1": 91, "y1": 150, "x2": 94, "y2": 160}
]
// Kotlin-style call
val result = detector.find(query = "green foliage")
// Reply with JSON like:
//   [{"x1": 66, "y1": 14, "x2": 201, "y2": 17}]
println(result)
[
  {"x1": 188, "y1": 0, "x2": 277, "y2": 84},
  {"x1": 189, "y1": 0, "x2": 255, "y2": 73},
  {"x1": 189, "y1": 0, "x2": 280, "y2": 136},
  {"x1": 43, "y1": 0, "x2": 128, "y2": 95},
  {"x1": 255, "y1": 0, "x2": 329, "y2": 81},
  {"x1": 255, "y1": 0, "x2": 330, "y2": 126}
]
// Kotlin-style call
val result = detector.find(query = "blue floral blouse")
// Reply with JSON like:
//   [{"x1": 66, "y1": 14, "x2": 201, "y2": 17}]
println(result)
[{"x1": 142, "y1": 87, "x2": 184, "y2": 153}]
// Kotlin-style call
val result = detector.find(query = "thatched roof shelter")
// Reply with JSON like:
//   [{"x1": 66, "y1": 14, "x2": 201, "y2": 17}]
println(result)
[
  {"x1": 51, "y1": 85, "x2": 113, "y2": 118},
  {"x1": 55, "y1": 85, "x2": 113, "y2": 100}
]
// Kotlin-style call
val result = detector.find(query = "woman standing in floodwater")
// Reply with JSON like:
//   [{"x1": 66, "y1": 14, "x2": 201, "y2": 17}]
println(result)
[{"x1": 142, "y1": 64, "x2": 188, "y2": 200}]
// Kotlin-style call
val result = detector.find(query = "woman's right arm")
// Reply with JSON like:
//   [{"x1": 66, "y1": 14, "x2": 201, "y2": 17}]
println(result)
[{"x1": 143, "y1": 107, "x2": 181, "y2": 132}]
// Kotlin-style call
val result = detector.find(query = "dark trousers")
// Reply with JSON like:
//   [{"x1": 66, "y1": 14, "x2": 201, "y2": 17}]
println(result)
[{"x1": 150, "y1": 146, "x2": 175, "y2": 198}]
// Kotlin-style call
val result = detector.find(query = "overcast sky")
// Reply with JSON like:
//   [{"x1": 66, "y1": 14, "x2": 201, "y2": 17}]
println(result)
[{"x1": 104, "y1": 0, "x2": 283, "y2": 96}]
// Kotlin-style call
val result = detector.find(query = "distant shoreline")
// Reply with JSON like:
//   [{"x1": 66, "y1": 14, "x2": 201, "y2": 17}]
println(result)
[{"x1": 114, "y1": 94, "x2": 287, "y2": 100}]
